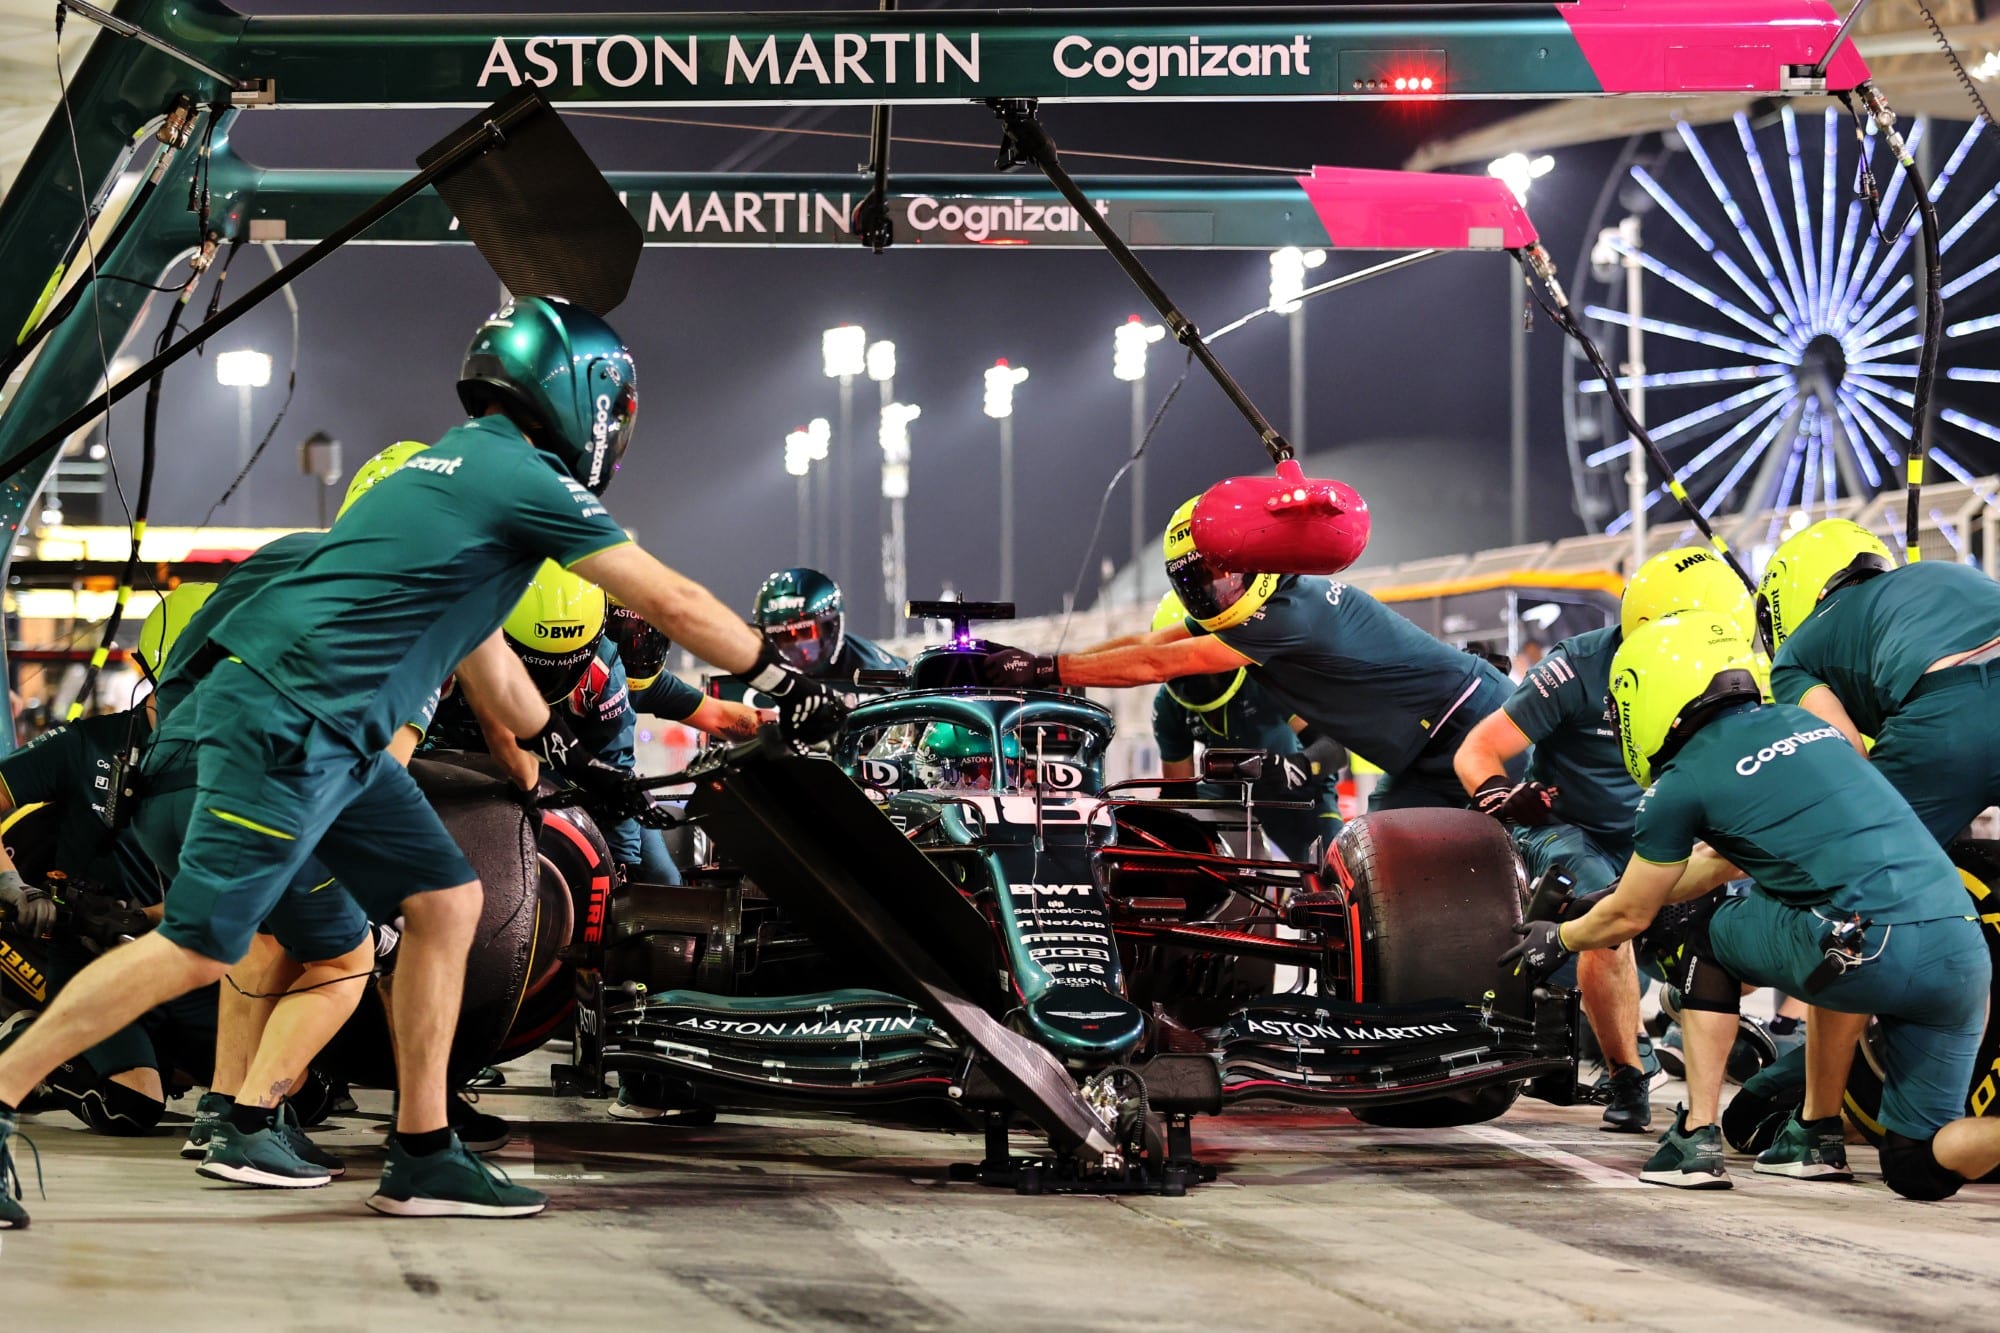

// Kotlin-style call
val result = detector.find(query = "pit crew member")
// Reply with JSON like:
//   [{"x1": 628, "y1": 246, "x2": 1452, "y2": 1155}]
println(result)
[
  {"x1": 1505, "y1": 612, "x2": 2000, "y2": 1196},
  {"x1": 0, "y1": 296, "x2": 847, "y2": 1228},
  {"x1": 1147, "y1": 592, "x2": 1342, "y2": 862},
  {"x1": 982, "y1": 496, "x2": 1516, "y2": 811},
  {"x1": 753, "y1": 567, "x2": 906, "y2": 688}
]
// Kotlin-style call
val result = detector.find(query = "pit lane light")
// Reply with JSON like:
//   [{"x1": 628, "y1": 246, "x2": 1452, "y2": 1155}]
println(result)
[
  {"x1": 879, "y1": 402, "x2": 919, "y2": 499},
  {"x1": 983, "y1": 359, "x2": 1029, "y2": 419},
  {"x1": 1486, "y1": 152, "x2": 1554, "y2": 205},
  {"x1": 214, "y1": 348, "x2": 272, "y2": 388},
  {"x1": 1267, "y1": 247, "x2": 1326, "y2": 316},
  {"x1": 866, "y1": 339, "x2": 896, "y2": 384},
  {"x1": 784, "y1": 417, "x2": 831, "y2": 477},
  {"x1": 822, "y1": 324, "x2": 867, "y2": 380},
  {"x1": 1112, "y1": 316, "x2": 1165, "y2": 382}
]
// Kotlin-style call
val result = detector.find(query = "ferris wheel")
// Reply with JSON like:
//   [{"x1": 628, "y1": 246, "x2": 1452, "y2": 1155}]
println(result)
[{"x1": 1561, "y1": 106, "x2": 2000, "y2": 538}]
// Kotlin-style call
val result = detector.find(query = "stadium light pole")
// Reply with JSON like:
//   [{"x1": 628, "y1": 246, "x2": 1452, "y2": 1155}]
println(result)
[
  {"x1": 984, "y1": 359, "x2": 1030, "y2": 603},
  {"x1": 1593, "y1": 215, "x2": 1648, "y2": 570},
  {"x1": 786, "y1": 420, "x2": 831, "y2": 565},
  {"x1": 216, "y1": 348, "x2": 272, "y2": 523},
  {"x1": 1489, "y1": 152, "x2": 1553, "y2": 546},
  {"x1": 879, "y1": 400, "x2": 920, "y2": 633},
  {"x1": 823, "y1": 324, "x2": 867, "y2": 584},
  {"x1": 867, "y1": 339, "x2": 897, "y2": 631},
  {"x1": 1113, "y1": 315, "x2": 1166, "y2": 594},
  {"x1": 1269, "y1": 248, "x2": 1326, "y2": 459}
]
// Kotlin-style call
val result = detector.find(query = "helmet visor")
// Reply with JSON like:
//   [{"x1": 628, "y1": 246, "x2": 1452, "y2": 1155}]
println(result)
[
  {"x1": 1166, "y1": 548, "x2": 1247, "y2": 624},
  {"x1": 607, "y1": 603, "x2": 669, "y2": 686},
  {"x1": 769, "y1": 616, "x2": 834, "y2": 671}
]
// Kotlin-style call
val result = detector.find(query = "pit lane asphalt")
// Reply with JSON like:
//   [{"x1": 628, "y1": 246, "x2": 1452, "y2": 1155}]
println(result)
[{"x1": 5, "y1": 1051, "x2": 1996, "y2": 1331}]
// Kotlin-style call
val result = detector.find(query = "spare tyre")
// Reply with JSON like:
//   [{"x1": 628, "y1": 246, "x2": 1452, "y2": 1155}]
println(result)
[
  {"x1": 1336, "y1": 807, "x2": 1529, "y2": 1128},
  {"x1": 1843, "y1": 838, "x2": 2000, "y2": 1178}
]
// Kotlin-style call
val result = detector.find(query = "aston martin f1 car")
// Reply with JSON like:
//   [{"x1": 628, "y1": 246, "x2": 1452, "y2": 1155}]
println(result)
[{"x1": 552, "y1": 603, "x2": 1578, "y2": 1192}]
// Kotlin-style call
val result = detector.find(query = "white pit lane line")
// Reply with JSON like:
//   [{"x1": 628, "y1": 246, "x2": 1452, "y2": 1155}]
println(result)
[{"x1": 1457, "y1": 1124, "x2": 1644, "y2": 1188}]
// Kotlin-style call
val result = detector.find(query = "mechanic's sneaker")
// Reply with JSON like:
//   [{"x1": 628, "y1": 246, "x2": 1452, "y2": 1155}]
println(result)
[
  {"x1": 1766, "y1": 1016, "x2": 1806, "y2": 1061},
  {"x1": 1654, "y1": 1023, "x2": 1687, "y2": 1080},
  {"x1": 1639, "y1": 1107, "x2": 1731, "y2": 1189},
  {"x1": 1635, "y1": 1032, "x2": 1663, "y2": 1083},
  {"x1": 466, "y1": 1066, "x2": 507, "y2": 1089},
  {"x1": 1598, "y1": 1064, "x2": 1653, "y2": 1134},
  {"x1": 448, "y1": 1090, "x2": 511, "y2": 1154},
  {"x1": 609, "y1": 1072, "x2": 716, "y2": 1123},
  {"x1": 276, "y1": 1106, "x2": 345, "y2": 1179},
  {"x1": 367, "y1": 1133, "x2": 547, "y2": 1218},
  {"x1": 1754, "y1": 1113, "x2": 1852, "y2": 1180},
  {"x1": 197, "y1": 1118, "x2": 333, "y2": 1189},
  {"x1": 180, "y1": 1090, "x2": 231, "y2": 1159},
  {"x1": 0, "y1": 1108, "x2": 40, "y2": 1229}
]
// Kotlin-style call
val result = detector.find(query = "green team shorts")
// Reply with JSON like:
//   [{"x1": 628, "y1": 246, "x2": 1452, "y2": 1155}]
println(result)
[
  {"x1": 150, "y1": 659, "x2": 475, "y2": 964},
  {"x1": 1709, "y1": 888, "x2": 1988, "y2": 1138}
]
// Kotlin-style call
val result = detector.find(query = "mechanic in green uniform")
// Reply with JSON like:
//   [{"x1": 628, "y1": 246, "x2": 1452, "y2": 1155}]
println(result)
[
  {"x1": 0, "y1": 297, "x2": 847, "y2": 1227},
  {"x1": 0, "y1": 589, "x2": 216, "y2": 1137},
  {"x1": 1147, "y1": 593, "x2": 1342, "y2": 862},
  {"x1": 1454, "y1": 546, "x2": 1754, "y2": 1133},
  {"x1": 753, "y1": 568, "x2": 907, "y2": 688},
  {"x1": 981, "y1": 496, "x2": 1516, "y2": 811},
  {"x1": 1504, "y1": 612, "x2": 2000, "y2": 1196},
  {"x1": 1760, "y1": 517, "x2": 2000, "y2": 844}
]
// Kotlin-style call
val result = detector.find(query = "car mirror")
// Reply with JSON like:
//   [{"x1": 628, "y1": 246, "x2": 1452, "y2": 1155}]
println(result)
[{"x1": 1201, "y1": 749, "x2": 1265, "y2": 784}]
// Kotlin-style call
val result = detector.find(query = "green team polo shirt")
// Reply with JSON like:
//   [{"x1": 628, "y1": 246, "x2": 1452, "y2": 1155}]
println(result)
[
  {"x1": 211, "y1": 417, "x2": 631, "y2": 755},
  {"x1": 1503, "y1": 624, "x2": 1641, "y2": 856},
  {"x1": 152, "y1": 530, "x2": 322, "y2": 727},
  {"x1": 0, "y1": 710, "x2": 152, "y2": 896},
  {"x1": 1632, "y1": 701, "x2": 1967, "y2": 923},
  {"x1": 629, "y1": 668, "x2": 705, "y2": 722},
  {"x1": 1770, "y1": 561, "x2": 2000, "y2": 736},
  {"x1": 1210, "y1": 576, "x2": 1498, "y2": 774}
]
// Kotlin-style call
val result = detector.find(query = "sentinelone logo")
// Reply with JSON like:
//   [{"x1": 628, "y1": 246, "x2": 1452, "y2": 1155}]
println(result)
[{"x1": 475, "y1": 32, "x2": 1314, "y2": 93}]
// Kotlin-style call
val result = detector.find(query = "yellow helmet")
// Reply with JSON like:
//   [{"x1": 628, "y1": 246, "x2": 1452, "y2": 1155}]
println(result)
[
  {"x1": 1163, "y1": 496, "x2": 1280, "y2": 633},
  {"x1": 336, "y1": 440, "x2": 429, "y2": 519},
  {"x1": 1755, "y1": 518, "x2": 1894, "y2": 653},
  {"x1": 1609, "y1": 612, "x2": 1763, "y2": 784},
  {"x1": 1153, "y1": 593, "x2": 1248, "y2": 712},
  {"x1": 135, "y1": 582, "x2": 217, "y2": 678},
  {"x1": 502, "y1": 561, "x2": 607, "y2": 702},
  {"x1": 1621, "y1": 545, "x2": 1754, "y2": 639}
]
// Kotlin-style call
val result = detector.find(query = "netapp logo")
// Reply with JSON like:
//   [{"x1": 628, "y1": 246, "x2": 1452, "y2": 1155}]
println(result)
[{"x1": 1052, "y1": 35, "x2": 1312, "y2": 90}]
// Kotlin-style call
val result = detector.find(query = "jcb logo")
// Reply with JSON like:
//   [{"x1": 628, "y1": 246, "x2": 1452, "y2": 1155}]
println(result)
[{"x1": 536, "y1": 621, "x2": 590, "y2": 641}]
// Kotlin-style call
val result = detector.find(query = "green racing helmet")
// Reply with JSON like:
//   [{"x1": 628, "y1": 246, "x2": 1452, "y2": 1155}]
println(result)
[
  {"x1": 753, "y1": 567, "x2": 844, "y2": 673},
  {"x1": 912, "y1": 722, "x2": 1022, "y2": 792},
  {"x1": 458, "y1": 296, "x2": 637, "y2": 497}
]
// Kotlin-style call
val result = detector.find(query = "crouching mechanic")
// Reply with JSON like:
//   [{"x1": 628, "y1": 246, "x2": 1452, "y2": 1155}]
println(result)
[
  {"x1": 1504, "y1": 612, "x2": 2000, "y2": 1196},
  {"x1": 1147, "y1": 592, "x2": 1342, "y2": 862},
  {"x1": 0, "y1": 296, "x2": 847, "y2": 1228},
  {"x1": 983, "y1": 497, "x2": 1517, "y2": 811}
]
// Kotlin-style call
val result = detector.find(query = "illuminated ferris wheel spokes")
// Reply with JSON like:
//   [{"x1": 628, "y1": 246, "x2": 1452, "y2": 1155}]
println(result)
[{"x1": 1567, "y1": 105, "x2": 2000, "y2": 535}]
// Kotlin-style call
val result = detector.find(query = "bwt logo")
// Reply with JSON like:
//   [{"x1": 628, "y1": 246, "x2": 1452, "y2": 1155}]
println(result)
[
  {"x1": 536, "y1": 621, "x2": 591, "y2": 641},
  {"x1": 1673, "y1": 551, "x2": 1713, "y2": 573}
]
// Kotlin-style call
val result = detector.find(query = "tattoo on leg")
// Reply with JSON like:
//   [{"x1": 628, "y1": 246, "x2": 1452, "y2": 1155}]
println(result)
[{"x1": 257, "y1": 1077, "x2": 294, "y2": 1108}]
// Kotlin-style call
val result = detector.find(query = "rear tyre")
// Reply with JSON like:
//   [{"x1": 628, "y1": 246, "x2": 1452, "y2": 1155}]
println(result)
[{"x1": 1339, "y1": 808, "x2": 1528, "y2": 1128}]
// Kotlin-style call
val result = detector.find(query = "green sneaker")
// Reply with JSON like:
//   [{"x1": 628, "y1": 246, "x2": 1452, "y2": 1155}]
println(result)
[
  {"x1": 1754, "y1": 1112, "x2": 1852, "y2": 1180},
  {"x1": 276, "y1": 1105, "x2": 346, "y2": 1179},
  {"x1": 1639, "y1": 1106, "x2": 1732, "y2": 1189},
  {"x1": 367, "y1": 1133, "x2": 547, "y2": 1218},
  {"x1": 197, "y1": 1117, "x2": 333, "y2": 1189},
  {"x1": 181, "y1": 1091, "x2": 231, "y2": 1160},
  {"x1": 0, "y1": 1108, "x2": 40, "y2": 1229}
]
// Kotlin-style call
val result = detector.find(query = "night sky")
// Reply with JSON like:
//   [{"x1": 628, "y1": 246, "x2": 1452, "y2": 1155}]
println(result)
[{"x1": 88, "y1": 1, "x2": 1632, "y2": 636}]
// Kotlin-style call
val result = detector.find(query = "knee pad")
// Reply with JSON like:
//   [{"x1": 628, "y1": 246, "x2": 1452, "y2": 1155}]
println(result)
[
  {"x1": 43, "y1": 1058, "x2": 166, "y2": 1136},
  {"x1": 1881, "y1": 1131, "x2": 1967, "y2": 1202},
  {"x1": 1672, "y1": 950, "x2": 1743, "y2": 1015}
]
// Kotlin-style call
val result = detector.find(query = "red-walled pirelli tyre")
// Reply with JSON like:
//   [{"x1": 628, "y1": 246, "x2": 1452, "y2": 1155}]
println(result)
[
  {"x1": 1843, "y1": 839, "x2": 2000, "y2": 1177},
  {"x1": 1337, "y1": 807, "x2": 1530, "y2": 1128}
]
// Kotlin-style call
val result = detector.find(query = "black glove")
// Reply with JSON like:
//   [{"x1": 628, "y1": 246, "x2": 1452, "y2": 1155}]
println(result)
[
  {"x1": 532, "y1": 710, "x2": 642, "y2": 812},
  {"x1": 0, "y1": 869, "x2": 56, "y2": 937},
  {"x1": 1300, "y1": 730, "x2": 1345, "y2": 779},
  {"x1": 1472, "y1": 775, "x2": 1559, "y2": 826},
  {"x1": 1499, "y1": 919, "x2": 1573, "y2": 980},
  {"x1": 739, "y1": 641, "x2": 849, "y2": 754},
  {"x1": 1270, "y1": 751, "x2": 1316, "y2": 792},
  {"x1": 980, "y1": 648, "x2": 1061, "y2": 690}
]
